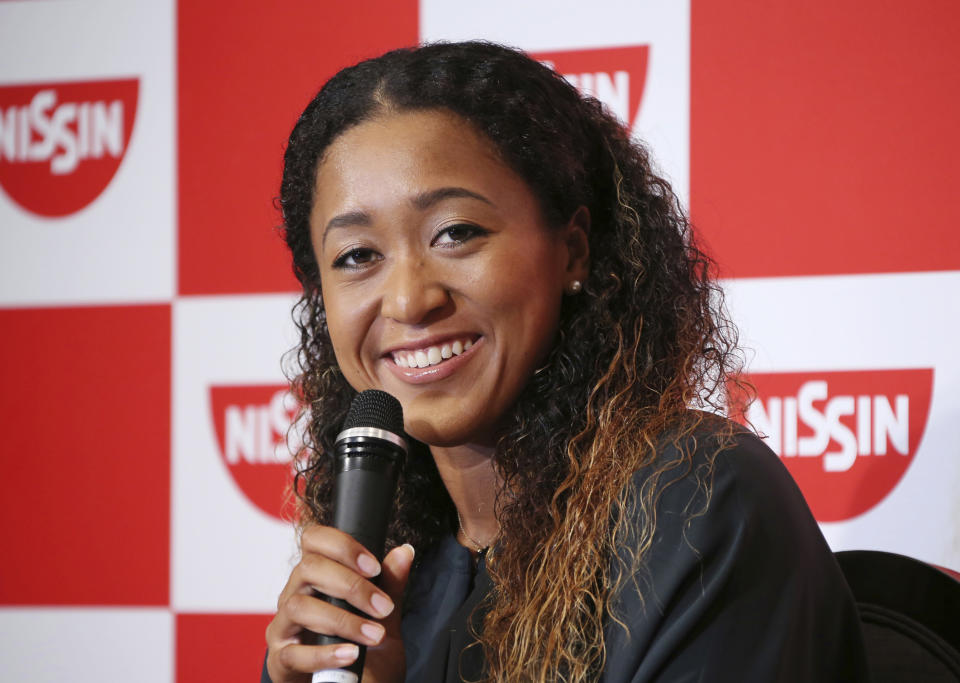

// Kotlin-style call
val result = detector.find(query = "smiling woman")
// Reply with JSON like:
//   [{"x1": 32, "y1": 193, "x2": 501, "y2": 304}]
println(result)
[
  {"x1": 263, "y1": 42, "x2": 869, "y2": 682},
  {"x1": 312, "y1": 109, "x2": 586, "y2": 448}
]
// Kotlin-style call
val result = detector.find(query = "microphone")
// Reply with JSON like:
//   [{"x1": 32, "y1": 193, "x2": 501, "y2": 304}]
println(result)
[{"x1": 311, "y1": 389, "x2": 407, "y2": 683}]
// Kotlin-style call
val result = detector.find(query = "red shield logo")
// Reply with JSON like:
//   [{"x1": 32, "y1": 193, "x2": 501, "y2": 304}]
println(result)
[
  {"x1": 0, "y1": 78, "x2": 138, "y2": 217},
  {"x1": 732, "y1": 369, "x2": 934, "y2": 522},
  {"x1": 209, "y1": 385, "x2": 302, "y2": 521},
  {"x1": 534, "y1": 45, "x2": 649, "y2": 129}
]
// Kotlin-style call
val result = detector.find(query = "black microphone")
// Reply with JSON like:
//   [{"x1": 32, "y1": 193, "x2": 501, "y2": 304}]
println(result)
[{"x1": 311, "y1": 389, "x2": 407, "y2": 683}]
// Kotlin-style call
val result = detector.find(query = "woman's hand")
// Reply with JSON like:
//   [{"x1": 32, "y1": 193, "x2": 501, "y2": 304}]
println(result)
[{"x1": 265, "y1": 525, "x2": 415, "y2": 683}]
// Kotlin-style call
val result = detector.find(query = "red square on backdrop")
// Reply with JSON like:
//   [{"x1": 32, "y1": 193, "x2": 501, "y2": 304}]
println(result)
[
  {"x1": 0, "y1": 305, "x2": 170, "y2": 605},
  {"x1": 176, "y1": 613, "x2": 273, "y2": 682},
  {"x1": 691, "y1": 1, "x2": 960, "y2": 278},
  {"x1": 177, "y1": 0, "x2": 418, "y2": 296}
]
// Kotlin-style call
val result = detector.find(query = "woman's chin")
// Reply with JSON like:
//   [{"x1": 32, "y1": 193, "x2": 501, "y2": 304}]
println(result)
[{"x1": 404, "y1": 418, "x2": 499, "y2": 451}]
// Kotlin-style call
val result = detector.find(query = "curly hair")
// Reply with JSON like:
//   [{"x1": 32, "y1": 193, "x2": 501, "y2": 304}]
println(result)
[{"x1": 280, "y1": 40, "x2": 748, "y2": 682}]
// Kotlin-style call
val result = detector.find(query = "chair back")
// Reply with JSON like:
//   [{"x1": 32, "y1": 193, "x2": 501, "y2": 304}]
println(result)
[{"x1": 836, "y1": 550, "x2": 960, "y2": 682}]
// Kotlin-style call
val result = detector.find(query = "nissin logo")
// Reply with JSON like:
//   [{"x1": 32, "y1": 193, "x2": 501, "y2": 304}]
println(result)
[
  {"x1": 535, "y1": 45, "x2": 649, "y2": 130},
  {"x1": 210, "y1": 385, "x2": 302, "y2": 521},
  {"x1": 0, "y1": 78, "x2": 138, "y2": 217},
  {"x1": 735, "y1": 369, "x2": 933, "y2": 522}
]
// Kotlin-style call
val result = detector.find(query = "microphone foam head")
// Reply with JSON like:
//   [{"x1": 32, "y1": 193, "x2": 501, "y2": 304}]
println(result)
[{"x1": 343, "y1": 390, "x2": 404, "y2": 434}]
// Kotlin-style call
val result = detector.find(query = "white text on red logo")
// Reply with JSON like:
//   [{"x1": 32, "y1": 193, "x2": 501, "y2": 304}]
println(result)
[
  {"x1": 0, "y1": 89, "x2": 125, "y2": 174},
  {"x1": 748, "y1": 380, "x2": 908, "y2": 472}
]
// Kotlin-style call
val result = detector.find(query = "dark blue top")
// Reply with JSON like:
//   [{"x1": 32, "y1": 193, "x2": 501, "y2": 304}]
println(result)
[{"x1": 264, "y1": 428, "x2": 870, "y2": 682}]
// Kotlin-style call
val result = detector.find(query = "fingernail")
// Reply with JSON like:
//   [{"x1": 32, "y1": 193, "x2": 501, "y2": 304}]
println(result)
[
  {"x1": 335, "y1": 644, "x2": 359, "y2": 662},
  {"x1": 402, "y1": 543, "x2": 415, "y2": 559},
  {"x1": 370, "y1": 592, "x2": 394, "y2": 618},
  {"x1": 357, "y1": 553, "x2": 380, "y2": 577},
  {"x1": 360, "y1": 622, "x2": 385, "y2": 644}
]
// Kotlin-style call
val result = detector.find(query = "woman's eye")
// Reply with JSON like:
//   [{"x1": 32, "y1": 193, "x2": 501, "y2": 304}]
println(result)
[
  {"x1": 332, "y1": 247, "x2": 380, "y2": 269},
  {"x1": 433, "y1": 224, "x2": 488, "y2": 246}
]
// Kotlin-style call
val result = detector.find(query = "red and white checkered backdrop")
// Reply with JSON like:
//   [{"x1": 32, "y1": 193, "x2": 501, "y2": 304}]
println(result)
[{"x1": 2, "y1": 1, "x2": 958, "y2": 680}]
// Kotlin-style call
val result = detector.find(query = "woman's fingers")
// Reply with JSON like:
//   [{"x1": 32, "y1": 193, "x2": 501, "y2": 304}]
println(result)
[
  {"x1": 374, "y1": 544, "x2": 415, "y2": 638},
  {"x1": 265, "y1": 527, "x2": 412, "y2": 682},
  {"x1": 301, "y1": 525, "x2": 382, "y2": 579},
  {"x1": 359, "y1": 544, "x2": 415, "y2": 683},
  {"x1": 288, "y1": 551, "x2": 395, "y2": 619},
  {"x1": 379, "y1": 544, "x2": 415, "y2": 617},
  {"x1": 283, "y1": 592, "x2": 386, "y2": 646},
  {"x1": 272, "y1": 525, "x2": 394, "y2": 628},
  {"x1": 280, "y1": 641, "x2": 361, "y2": 669},
  {"x1": 267, "y1": 640, "x2": 360, "y2": 682},
  {"x1": 271, "y1": 584, "x2": 384, "y2": 647}
]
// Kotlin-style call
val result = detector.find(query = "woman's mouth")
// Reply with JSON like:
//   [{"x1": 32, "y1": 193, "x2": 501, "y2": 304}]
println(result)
[
  {"x1": 391, "y1": 337, "x2": 475, "y2": 368},
  {"x1": 385, "y1": 335, "x2": 482, "y2": 384}
]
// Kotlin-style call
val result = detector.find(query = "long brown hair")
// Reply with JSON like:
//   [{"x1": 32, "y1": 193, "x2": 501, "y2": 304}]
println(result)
[{"x1": 280, "y1": 41, "x2": 748, "y2": 681}]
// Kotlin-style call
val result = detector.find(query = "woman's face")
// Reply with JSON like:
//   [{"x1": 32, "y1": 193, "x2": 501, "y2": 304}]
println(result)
[{"x1": 310, "y1": 109, "x2": 588, "y2": 447}]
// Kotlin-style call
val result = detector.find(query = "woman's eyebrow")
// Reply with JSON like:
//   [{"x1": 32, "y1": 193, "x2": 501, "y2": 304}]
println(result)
[
  {"x1": 323, "y1": 209, "x2": 371, "y2": 246},
  {"x1": 322, "y1": 188, "x2": 493, "y2": 246},
  {"x1": 411, "y1": 186, "x2": 494, "y2": 210}
]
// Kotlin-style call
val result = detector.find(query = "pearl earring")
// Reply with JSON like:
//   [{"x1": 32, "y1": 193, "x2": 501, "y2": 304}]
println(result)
[{"x1": 566, "y1": 280, "x2": 583, "y2": 295}]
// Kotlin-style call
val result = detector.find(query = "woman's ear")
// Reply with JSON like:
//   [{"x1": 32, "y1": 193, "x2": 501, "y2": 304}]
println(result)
[{"x1": 562, "y1": 206, "x2": 590, "y2": 284}]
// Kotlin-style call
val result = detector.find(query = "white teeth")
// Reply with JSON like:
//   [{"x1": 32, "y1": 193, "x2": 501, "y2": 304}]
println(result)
[{"x1": 393, "y1": 338, "x2": 476, "y2": 368}]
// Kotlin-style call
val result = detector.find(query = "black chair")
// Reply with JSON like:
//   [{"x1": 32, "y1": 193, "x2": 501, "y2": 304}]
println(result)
[{"x1": 836, "y1": 550, "x2": 960, "y2": 682}]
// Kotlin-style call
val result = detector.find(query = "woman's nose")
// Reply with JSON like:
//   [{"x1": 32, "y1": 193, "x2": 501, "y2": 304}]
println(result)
[{"x1": 378, "y1": 258, "x2": 450, "y2": 324}]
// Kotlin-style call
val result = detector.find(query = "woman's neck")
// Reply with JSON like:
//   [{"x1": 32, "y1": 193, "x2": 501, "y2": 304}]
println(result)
[{"x1": 430, "y1": 443, "x2": 500, "y2": 550}]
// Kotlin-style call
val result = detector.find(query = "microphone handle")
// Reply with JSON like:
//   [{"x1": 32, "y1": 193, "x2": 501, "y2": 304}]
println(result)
[{"x1": 311, "y1": 442, "x2": 403, "y2": 683}]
